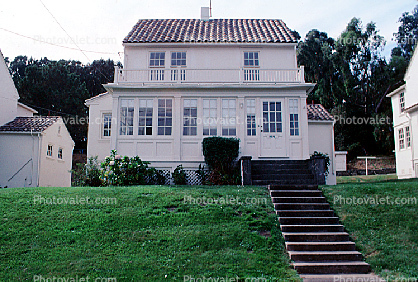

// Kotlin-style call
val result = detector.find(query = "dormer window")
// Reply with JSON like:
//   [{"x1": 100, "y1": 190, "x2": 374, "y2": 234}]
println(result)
[{"x1": 400, "y1": 92, "x2": 405, "y2": 112}]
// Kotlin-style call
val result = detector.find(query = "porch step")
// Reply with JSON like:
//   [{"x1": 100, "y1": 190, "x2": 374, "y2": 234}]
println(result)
[
  {"x1": 269, "y1": 184, "x2": 319, "y2": 190},
  {"x1": 293, "y1": 261, "x2": 371, "y2": 274},
  {"x1": 286, "y1": 242, "x2": 356, "y2": 252},
  {"x1": 253, "y1": 179, "x2": 316, "y2": 185},
  {"x1": 280, "y1": 225, "x2": 344, "y2": 232},
  {"x1": 253, "y1": 174, "x2": 315, "y2": 181},
  {"x1": 279, "y1": 217, "x2": 340, "y2": 225}
]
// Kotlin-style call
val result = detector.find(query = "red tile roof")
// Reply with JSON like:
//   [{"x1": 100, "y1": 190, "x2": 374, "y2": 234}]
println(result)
[
  {"x1": 124, "y1": 19, "x2": 298, "y2": 44},
  {"x1": 0, "y1": 116, "x2": 60, "y2": 132},
  {"x1": 307, "y1": 104, "x2": 334, "y2": 121}
]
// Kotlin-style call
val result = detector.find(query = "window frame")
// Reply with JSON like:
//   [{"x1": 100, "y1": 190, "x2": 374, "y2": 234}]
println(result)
[
  {"x1": 183, "y1": 99, "x2": 198, "y2": 136},
  {"x1": 58, "y1": 147, "x2": 63, "y2": 160},
  {"x1": 203, "y1": 99, "x2": 218, "y2": 136},
  {"x1": 171, "y1": 52, "x2": 187, "y2": 67},
  {"x1": 149, "y1": 52, "x2": 166, "y2": 68},
  {"x1": 289, "y1": 99, "x2": 299, "y2": 136},
  {"x1": 400, "y1": 92, "x2": 405, "y2": 113},
  {"x1": 406, "y1": 126, "x2": 411, "y2": 148},
  {"x1": 119, "y1": 99, "x2": 134, "y2": 136},
  {"x1": 47, "y1": 144, "x2": 53, "y2": 157},
  {"x1": 221, "y1": 99, "x2": 237, "y2": 136},
  {"x1": 157, "y1": 98, "x2": 173, "y2": 136},
  {"x1": 138, "y1": 99, "x2": 153, "y2": 136},
  {"x1": 243, "y1": 51, "x2": 260, "y2": 68},
  {"x1": 246, "y1": 99, "x2": 256, "y2": 136},
  {"x1": 102, "y1": 113, "x2": 112, "y2": 137},
  {"x1": 399, "y1": 128, "x2": 405, "y2": 150}
]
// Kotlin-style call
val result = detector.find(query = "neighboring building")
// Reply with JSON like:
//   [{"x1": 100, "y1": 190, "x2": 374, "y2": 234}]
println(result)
[
  {"x1": 0, "y1": 117, "x2": 74, "y2": 188},
  {"x1": 86, "y1": 16, "x2": 336, "y2": 185},
  {"x1": 387, "y1": 48, "x2": 418, "y2": 179},
  {"x1": 0, "y1": 49, "x2": 74, "y2": 188},
  {"x1": 0, "y1": 50, "x2": 37, "y2": 125}
]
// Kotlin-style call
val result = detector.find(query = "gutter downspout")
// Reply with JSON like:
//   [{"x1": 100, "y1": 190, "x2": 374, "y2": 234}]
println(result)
[
  {"x1": 37, "y1": 132, "x2": 42, "y2": 187},
  {"x1": 406, "y1": 112, "x2": 415, "y2": 177}
]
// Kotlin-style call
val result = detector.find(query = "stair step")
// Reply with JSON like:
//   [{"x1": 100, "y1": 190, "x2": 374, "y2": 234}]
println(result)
[
  {"x1": 253, "y1": 174, "x2": 315, "y2": 181},
  {"x1": 270, "y1": 190, "x2": 323, "y2": 197},
  {"x1": 253, "y1": 180, "x2": 317, "y2": 185},
  {"x1": 272, "y1": 197, "x2": 327, "y2": 203},
  {"x1": 274, "y1": 203, "x2": 330, "y2": 210},
  {"x1": 288, "y1": 251, "x2": 363, "y2": 262},
  {"x1": 252, "y1": 169, "x2": 312, "y2": 175},
  {"x1": 269, "y1": 185, "x2": 318, "y2": 190},
  {"x1": 276, "y1": 210, "x2": 334, "y2": 217},
  {"x1": 281, "y1": 225, "x2": 344, "y2": 232},
  {"x1": 282, "y1": 232, "x2": 350, "y2": 242},
  {"x1": 293, "y1": 261, "x2": 371, "y2": 274},
  {"x1": 300, "y1": 274, "x2": 386, "y2": 282},
  {"x1": 279, "y1": 217, "x2": 340, "y2": 225},
  {"x1": 286, "y1": 241, "x2": 356, "y2": 252}
]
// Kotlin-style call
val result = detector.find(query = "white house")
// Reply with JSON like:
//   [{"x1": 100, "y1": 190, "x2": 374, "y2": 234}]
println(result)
[
  {"x1": 0, "y1": 49, "x2": 74, "y2": 188},
  {"x1": 387, "y1": 48, "x2": 418, "y2": 179},
  {"x1": 86, "y1": 15, "x2": 336, "y2": 185}
]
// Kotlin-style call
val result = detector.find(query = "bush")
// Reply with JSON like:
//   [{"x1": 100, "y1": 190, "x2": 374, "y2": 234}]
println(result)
[
  {"x1": 101, "y1": 150, "x2": 150, "y2": 186},
  {"x1": 71, "y1": 156, "x2": 103, "y2": 187},
  {"x1": 172, "y1": 165, "x2": 187, "y2": 185},
  {"x1": 202, "y1": 137, "x2": 240, "y2": 185},
  {"x1": 147, "y1": 168, "x2": 167, "y2": 185}
]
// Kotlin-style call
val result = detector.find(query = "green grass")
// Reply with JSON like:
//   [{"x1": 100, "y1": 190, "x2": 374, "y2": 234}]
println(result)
[
  {"x1": 0, "y1": 185, "x2": 301, "y2": 282},
  {"x1": 322, "y1": 179, "x2": 418, "y2": 281},
  {"x1": 337, "y1": 174, "x2": 398, "y2": 184}
]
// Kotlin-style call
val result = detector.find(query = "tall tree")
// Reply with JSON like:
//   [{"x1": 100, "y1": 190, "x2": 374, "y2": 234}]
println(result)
[{"x1": 394, "y1": 5, "x2": 418, "y2": 61}]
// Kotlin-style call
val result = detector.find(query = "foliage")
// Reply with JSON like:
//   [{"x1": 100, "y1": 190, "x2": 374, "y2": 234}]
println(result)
[
  {"x1": 394, "y1": 5, "x2": 418, "y2": 61},
  {"x1": 172, "y1": 165, "x2": 187, "y2": 185},
  {"x1": 310, "y1": 151, "x2": 331, "y2": 176},
  {"x1": 147, "y1": 167, "x2": 167, "y2": 185},
  {"x1": 195, "y1": 164, "x2": 208, "y2": 184},
  {"x1": 202, "y1": 137, "x2": 241, "y2": 185},
  {"x1": 101, "y1": 150, "x2": 150, "y2": 186},
  {"x1": 7, "y1": 57, "x2": 120, "y2": 149},
  {"x1": 71, "y1": 156, "x2": 103, "y2": 187}
]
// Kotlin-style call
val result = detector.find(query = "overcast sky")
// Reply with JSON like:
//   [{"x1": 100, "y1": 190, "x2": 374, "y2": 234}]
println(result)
[{"x1": 0, "y1": 0, "x2": 416, "y2": 64}]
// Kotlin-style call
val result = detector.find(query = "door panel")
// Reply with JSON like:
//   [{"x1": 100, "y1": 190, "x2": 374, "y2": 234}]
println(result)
[{"x1": 260, "y1": 100, "x2": 287, "y2": 157}]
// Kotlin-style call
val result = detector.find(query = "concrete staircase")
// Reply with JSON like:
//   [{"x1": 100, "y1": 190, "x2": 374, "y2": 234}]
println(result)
[
  {"x1": 252, "y1": 160, "x2": 317, "y2": 186},
  {"x1": 269, "y1": 184, "x2": 385, "y2": 282}
]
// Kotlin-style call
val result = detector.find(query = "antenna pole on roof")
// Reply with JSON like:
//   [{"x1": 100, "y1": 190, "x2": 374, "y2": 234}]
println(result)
[{"x1": 210, "y1": 0, "x2": 212, "y2": 17}]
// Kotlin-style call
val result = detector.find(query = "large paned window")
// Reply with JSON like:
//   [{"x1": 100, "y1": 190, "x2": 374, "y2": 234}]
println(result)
[
  {"x1": 183, "y1": 99, "x2": 197, "y2": 136},
  {"x1": 222, "y1": 99, "x2": 236, "y2": 136},
  {"x1": 289, "y1": 99, "x2": 299, "y2": 136},
  {"x1": 246, "y1": 99, "x2": 256, "y2": 136},
  {"x1": 203, "y1": 99, "x2": 217, "y2": 136},
  {"x1": 138, "y1": 99, "x2": 153, "y2": 136},
  {"x1": 158, "y1": 99, "x2": 172, "y2": 135},
  {"x1": 120, "y1": 99, "x2": 134, "y2": 135},
  {"x1": 263, "y1": 101, "x2": 282, "y2": 133}
]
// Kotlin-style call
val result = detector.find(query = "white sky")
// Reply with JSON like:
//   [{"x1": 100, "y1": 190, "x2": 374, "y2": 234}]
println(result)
[{"x1": 0, "y1": 0, "x2": 416, "y2": 64}]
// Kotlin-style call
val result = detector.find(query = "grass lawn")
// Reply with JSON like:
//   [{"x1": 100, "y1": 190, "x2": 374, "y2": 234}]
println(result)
[
  {"x1": 337, "y1": 174, "x2": 398, "y2": 184},
  {"x1": 322, "y1": 179, "x2": 418, "y2": 281},
  {"x1": 0, "y1": 185, "x2": 301, "y2": 282}
]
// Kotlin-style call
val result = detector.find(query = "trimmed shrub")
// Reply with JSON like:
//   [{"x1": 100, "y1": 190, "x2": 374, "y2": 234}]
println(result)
[
  {"x1": 202, "y1": 136, "x2": 240, "y2": 185},
  {"x1": 172, "y1": 165, "x2": 187, "y2": 185},
  {"x1": 71, "y1": 156, "x2": 103, "y2": 187}
]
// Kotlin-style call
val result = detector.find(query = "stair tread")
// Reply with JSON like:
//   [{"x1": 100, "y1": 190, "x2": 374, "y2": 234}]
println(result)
[
  {"x1": 293, "y1": 261, "x2": 370, "y2": 266},
  {"x1": 286, "y1": 242, "x2": 355, "y2": 245},
  {"x1": 282, "y1": 232, "x2": 349, "y2": 235},
  {"x1": 281, "y1": 225, "x2": 343, "y2": 227},
  {"x1": 288, "y1": 251, "x2": 362, "y2": 255}
]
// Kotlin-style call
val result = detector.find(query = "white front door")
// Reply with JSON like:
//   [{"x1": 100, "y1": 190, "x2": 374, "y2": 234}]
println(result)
[{"x1": 260, "y1": 100, "x2": 287, "y2": 157}]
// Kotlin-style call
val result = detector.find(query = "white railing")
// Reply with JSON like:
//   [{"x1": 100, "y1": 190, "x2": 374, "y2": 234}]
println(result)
[{"x1": 114, "y1": 67, "x2": 305, "y2": 84}]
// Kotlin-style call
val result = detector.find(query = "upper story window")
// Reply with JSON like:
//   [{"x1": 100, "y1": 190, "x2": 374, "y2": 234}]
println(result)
[
  {"x1": 103, "y1": 113, "x2": 112, "y2": 137},
  {"x1": 120, "y1": 99, "x2": 134, "y2": 135},
  {"x1": 58, "y1": 148, "x2": 63, "y2": 160},
  {"x1": 47, "y1": 145, "x2": 53, "y2": 157},
  {"x1": 400, "y1": 92, "x2": 405, "y2": 112},
  {"x1": 289, "y1": 99, "x2": 299, "y2": 136},
  {"x1": 244, "y1": 52, "x2": 260, "y2": 81},
  {"x1": 246, "y1": 99, "x2": 256, "y2": 136},
  {"x1": 171, "y1": 52, "x2": 186, "y2": 67},
  {"x1": 244, "y1": 52, "x2": 259, "y2": 67},
  {"x1": 222, "y1": 99, "x2": 237, "y2": 136},
  {"x1": 158, "y1": 99, "x2": 172, "y2": 135},
  {"x1": 203, "y1": 99, "x2": 217, "y2": 136},
  {"x1": 138, "y1": 99, "x2": 153, "y2": 136},
  {"x1": 183, "y1": 99, "x2": 197, "y2": 136},
  {"x1": 150, "y1": 52, "x2": 165, "y2": 67}
]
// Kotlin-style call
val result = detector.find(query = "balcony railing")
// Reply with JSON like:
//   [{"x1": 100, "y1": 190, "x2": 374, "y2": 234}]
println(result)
[{"x1": 113, "y1": 66, "x2": 305, "y2": 84}]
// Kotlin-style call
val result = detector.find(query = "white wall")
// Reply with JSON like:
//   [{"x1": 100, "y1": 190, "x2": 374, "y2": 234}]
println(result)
[
  {"x1": 0, "y1": 51, "x2": 19, "y2": 126},
  {"x1": 17, "y1": 103, "x2": 36, "y2": 117},
  {"x1": 86, "y1": 93, "x2": 113, "y2": 160},
  {"x1": 123, "y1": 44, "x2": 297, "y2": 71},
  {"x1": 38, "y1": 120, "x2": 74, "y2": 187},
  {"x1": 0, "y1": 133, "x2": 40, "y2": 188},
  {"x1": 308, "y1": 121, "x2": 336, "y2": 185}
]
